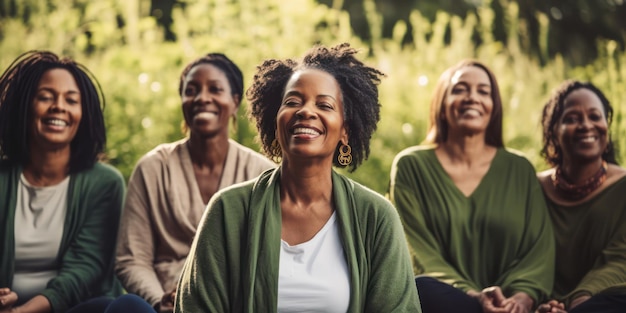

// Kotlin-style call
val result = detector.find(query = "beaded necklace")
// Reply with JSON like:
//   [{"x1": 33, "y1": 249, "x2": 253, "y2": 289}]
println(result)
[{"x1": 551, "y1": 161, "x2": 608, "y2": 201}]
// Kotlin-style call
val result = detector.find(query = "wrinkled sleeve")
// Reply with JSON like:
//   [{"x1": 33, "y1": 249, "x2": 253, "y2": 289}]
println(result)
[
  {"x1": 175, "y1": 194, "x2": 239, "y2": 313},
  {"x1": 499, "y1": 162, "x2": 554, "y2": 304},
  {"x1": 41, "y1": 167, "x2": 125, "y2": 312},
  {"x1": 365, "y1": 198, "x2": 422, "y2": 312},
  {"x1": 566, "y1": 226, "x2": 626, "y2": 303},
  {"x1": 389, "y1": 153, "x2": 477, "y2": 292},
  {"x1": 115, "y1": 161, "x2": 164, "y2": 306}
]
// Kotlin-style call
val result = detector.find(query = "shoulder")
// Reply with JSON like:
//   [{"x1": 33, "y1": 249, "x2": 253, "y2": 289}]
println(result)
[
  {"x1": 537, "y1": 168, "x2": 554, "y2": 186},
  {"x1": 607, "y1": 164, "x2": 626, "y2": 184},
  {"x1": 500, "y1": 147, "x2": 534, "y2": 165},
  {"x1": 349, "y1": 177, "x2": 397, "y2": 217},
  {"x1": 212, "y1": 168, "x2": 277, "y2": 205},
  {"x1": 393, "y1": 145, "x2": 435, "y2": 162},
  {"x1": 228, "y1": 139, "x2": 275, "y2": 169},
  {"x1": 79, "y1": 162, "x2": 125, "y2": 186},
  {"x1": 204, "y1": 174, "x2": 261, "y2": 218},
  {"x1": 497, "y1": 148, "x2": 538, "y2": 173},
  {"x1": 132, "y1": 139, "x2": 187, "y2": 172},
  {"x1": 391, "y1": 145, "x2": 436, "y2": 172},
  {"x1": 537, "y1": 168, "x2": 556, "y2": 197}
]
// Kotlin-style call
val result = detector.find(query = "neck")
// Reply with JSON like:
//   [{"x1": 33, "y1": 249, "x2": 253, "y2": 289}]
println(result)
[
  {"x1": 559, "y1": 158, "x2": 605, "y2": 184},
  {"x1": 552, "y1": 158, "x2": 607, "y2": 201},
  {"x1": 187, "y1": 134, "x2": 229, "y2": 168},
  {"x1": 439, "y1": 135, "x2": 493, "y2": 166},
  {"x1": 279, "y1": 161, "x2": 333, "y2": 207},
  {"x1": 23, "y1": 146, "x2": 71, "y2": 186}
]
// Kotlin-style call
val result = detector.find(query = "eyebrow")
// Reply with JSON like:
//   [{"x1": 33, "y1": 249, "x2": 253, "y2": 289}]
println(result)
[
  {"x1": 452, "y1": 81, "x2": 491, "y2": 88},
  {"x1": 284, "y1": 90, "x2": 337, "y2": 100},
  {"x1": 37, "y1": 87, "x2": 80, "y2": 95}
]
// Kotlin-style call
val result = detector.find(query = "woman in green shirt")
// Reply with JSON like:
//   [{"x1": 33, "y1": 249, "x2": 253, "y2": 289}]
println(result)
[
  {"x1": 174, "y1": 43, "x2": 421, "y2": 313},
  {"x1": 389, "y1": 60, "x2": 555, "y2": 313},
  {"x1": 0, "y1": 51, "x2": 124, "y2": 313},
  {"x1": 536, "y1": 80, "x2": 626, "y2": 313}
]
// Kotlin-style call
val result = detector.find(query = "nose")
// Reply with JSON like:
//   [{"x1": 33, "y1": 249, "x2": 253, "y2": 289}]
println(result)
[
  {"x1": 578, "y1": 116, "x2": 593, "y2": 130},
  {"x1": 465, "y1": 89, "x2": 479, "y2": 103},
  {"x1": 295, "y1": 103, "x2": 316, "y2": 119},
  {"x1": 194, "y1": 88, "x2": 212, "y2": 103},
  {"x1": 49, "y1": 97, "x2": 67, "y2": 112}
]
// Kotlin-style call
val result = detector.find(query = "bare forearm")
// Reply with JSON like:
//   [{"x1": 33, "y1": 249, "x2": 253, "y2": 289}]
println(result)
[{"x1": 12, "y1": 295, "x2": 51, "y2": 313}]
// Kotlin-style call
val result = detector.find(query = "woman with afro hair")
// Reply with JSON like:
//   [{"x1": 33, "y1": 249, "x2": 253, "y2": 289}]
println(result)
[{"x1": 174, "y1": 43, "x2": 421, "y2": 312}]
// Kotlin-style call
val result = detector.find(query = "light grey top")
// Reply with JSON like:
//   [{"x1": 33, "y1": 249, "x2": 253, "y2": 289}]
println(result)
[{"x1": 12, "y1": 174, "x2": 69, "y2": 303}]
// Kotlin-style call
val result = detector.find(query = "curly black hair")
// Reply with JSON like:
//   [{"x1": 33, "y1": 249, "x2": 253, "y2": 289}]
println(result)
[
  {"x1": 540, "y1": 80, "x2": 617, "y2": 167},
  {"x1": 0, "y1": 50, "x2": 106, "y2": 173},
  {"x1": 246, "y1": 43, "x2": 385, "y2": 172}
]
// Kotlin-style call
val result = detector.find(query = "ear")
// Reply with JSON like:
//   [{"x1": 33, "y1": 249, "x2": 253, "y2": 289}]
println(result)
[
  {"x1": 233, "y1": 94, "x2": 241, "y2": 110},
  {"x1": 340, "y1": 125, "x2": 349, "y2": 145}
]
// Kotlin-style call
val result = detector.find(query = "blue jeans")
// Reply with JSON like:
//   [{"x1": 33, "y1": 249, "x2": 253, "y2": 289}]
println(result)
[
  {"x1": 66, "y1": 296, "x2": 114, "y2": 313},
  {"x1": 104, "y1": 294, "x2": 157, "y2": 313}
]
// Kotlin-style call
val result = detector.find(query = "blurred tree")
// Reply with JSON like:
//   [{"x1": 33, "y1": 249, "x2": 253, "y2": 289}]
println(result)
[{"x1": 315, "y1": 0, "x2": 626, "y2": 65}]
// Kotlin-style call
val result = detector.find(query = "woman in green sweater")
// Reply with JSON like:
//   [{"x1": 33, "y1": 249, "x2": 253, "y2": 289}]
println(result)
[
  {"x1": 536, "y1": 80, "x2": 626, "y2": 313},
  {"x1": 389, "y1": 59, "x2": 555, "y2": 313},
  {"x1": 174, "y1": 43, "x2": 421, "y2": 312},
  {"x1": 0, "y1": 51, "x2": 124, "y2": 313}
]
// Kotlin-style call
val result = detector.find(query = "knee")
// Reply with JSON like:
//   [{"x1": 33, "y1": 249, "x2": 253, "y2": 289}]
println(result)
[{"x1": 106, "y1": 294, "x2": 154, "y2": 313}]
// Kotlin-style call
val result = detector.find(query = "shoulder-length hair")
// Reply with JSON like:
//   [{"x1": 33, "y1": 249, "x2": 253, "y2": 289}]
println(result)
[
  {"x1": 425, "y1": 59, "x2": 504, "y2": 147},
  {"x1": 540, "y1": 80, "x2": 617, "y2": 166},
  {"x1": 0, "y1": 50, "x2": 106, "y2": 173}
]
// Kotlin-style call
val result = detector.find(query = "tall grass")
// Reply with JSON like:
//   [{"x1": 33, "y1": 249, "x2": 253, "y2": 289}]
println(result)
[{"x1": 0, "y1": 0, "x2": 624, "y2": 194}]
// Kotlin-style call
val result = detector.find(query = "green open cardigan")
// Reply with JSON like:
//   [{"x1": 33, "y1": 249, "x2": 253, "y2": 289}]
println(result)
[
  {"x1": 175, "y1": 168, "x2": 422, "y2": 312},
  {"x1": 0, "y1": 163, "x2": 125, "y2": 312}
]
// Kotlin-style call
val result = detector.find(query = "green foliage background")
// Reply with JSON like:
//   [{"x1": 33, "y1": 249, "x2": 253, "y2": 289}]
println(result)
[{"x1": 1, "y1": 0, "x2": 625, "y2": 194}]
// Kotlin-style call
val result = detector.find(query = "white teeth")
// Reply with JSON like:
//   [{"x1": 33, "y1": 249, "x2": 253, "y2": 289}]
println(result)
[
  {"x1": 293, "y1": 127, "x2": 320, "y2": 136},
  {"x1": 461, "y1": 109, "x2": 480, "y2": 117},
  {"x1": 194, "y1": 112, "x2": 217, "y2": 120},
  {"x1": 46, "y1": 119, "x2": 68, "y2": 126},
  {"x1": 580, "y1": 136, "x2": 597, "y2": 143}
]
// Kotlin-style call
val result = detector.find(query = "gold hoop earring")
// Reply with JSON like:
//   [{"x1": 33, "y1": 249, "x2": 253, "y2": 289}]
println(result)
[{"x1": 338, "y1": 143, "x2": 352, "y2": 166}]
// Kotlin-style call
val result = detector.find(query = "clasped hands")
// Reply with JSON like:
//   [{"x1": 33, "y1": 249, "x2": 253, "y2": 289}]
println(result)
[
  {"x1": 468, "y1": 286, "x2": 533, "y2": 313},
  {"x1": 0, "y1": 288, "x2": 18, "y2": 313},
  {"x1": 535, "y1": 295, "x2": 590, "y2": 313}
]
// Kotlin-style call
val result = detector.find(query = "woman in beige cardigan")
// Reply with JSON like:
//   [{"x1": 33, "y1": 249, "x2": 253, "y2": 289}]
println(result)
[{"x1": 114, "y1": 53, "x2": 274, "y2": 313}]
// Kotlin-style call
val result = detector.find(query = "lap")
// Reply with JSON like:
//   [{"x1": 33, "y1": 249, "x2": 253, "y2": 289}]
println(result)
[
  {"x1": 66, "y1": 296, "x2": 114, "y2": 313},
  {"x1": 569, "y1": 293, "x2": 626, "y2": 313},
  {"x1": 104, "y1": 294, "x2": 156, "y2": 313},
  {"x1": 415, "y1": 276, "x2": 482, "y2": 313}
]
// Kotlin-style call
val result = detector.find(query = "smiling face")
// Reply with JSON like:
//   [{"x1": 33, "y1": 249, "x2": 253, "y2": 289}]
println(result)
[
  {"x1": 276, "y1": 68, "x2": 347, "y2": 163},
  {"x1": 443, "y1": 66, "x2": 493, "y2": 137},
  {"x1": 30, "y1": 68, "x2": 82, "y2": 150},
  {"x1": 181, "y1": 63, "x2": 239, "y2": 138},
  {"x1": 555, "y1": 88, "x2": 608, "y2": 164}
]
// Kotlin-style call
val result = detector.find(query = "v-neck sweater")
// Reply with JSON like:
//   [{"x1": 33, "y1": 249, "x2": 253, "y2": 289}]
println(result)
[{"x1": 389, "y1": 146, "x2": 555, "y2": 303}]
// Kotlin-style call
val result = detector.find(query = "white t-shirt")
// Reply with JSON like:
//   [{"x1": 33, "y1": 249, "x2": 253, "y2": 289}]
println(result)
[
  {"x1": 12, "y1": 174, "x2": 69, "y2": 303},
  {"x1": 277, "y1": 212, "x2": 350, "y2": 313}
]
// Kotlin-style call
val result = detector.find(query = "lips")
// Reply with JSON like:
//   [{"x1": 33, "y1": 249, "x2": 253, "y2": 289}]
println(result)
[
  {"x1": 459, "y1": 108, "x2": 481, "y2": 117},
  {"x1": 292, "y1": 127, "x2": 320, "y2": 136},
  {"x1": 576, "y1": 135, "x2": 598, "y2": 143},
  {"x1": 43, "y1": 118, "x2": 69, "y2": 127}
]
